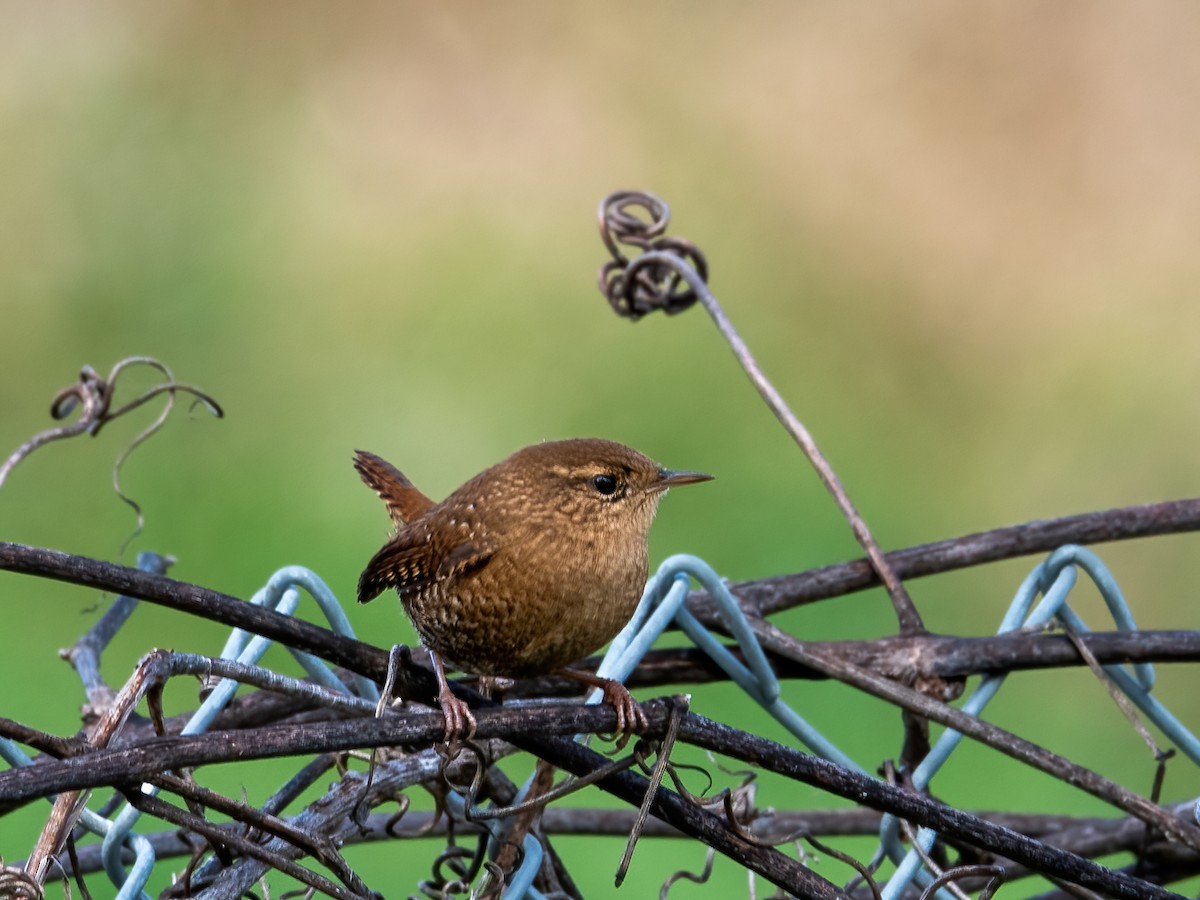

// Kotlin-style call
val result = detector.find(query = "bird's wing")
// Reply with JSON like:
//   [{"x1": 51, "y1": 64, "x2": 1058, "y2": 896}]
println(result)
[
  {"x1": 353, "y1": 449, "x2": 435, "y2": 526},
  {"x1": 357, "y1": 523, "x2": 495, "y2": 604}
]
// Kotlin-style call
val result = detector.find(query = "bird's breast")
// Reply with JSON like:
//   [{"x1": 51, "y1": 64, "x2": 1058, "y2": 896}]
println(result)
[{"x1": 402, "y1": 527, "x2": 648, "y2": 678}]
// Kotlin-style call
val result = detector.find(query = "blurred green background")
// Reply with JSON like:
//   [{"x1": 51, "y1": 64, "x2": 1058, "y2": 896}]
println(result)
[{"x1": 2, "y1": 3, "x2": 1199, "y2": 896}]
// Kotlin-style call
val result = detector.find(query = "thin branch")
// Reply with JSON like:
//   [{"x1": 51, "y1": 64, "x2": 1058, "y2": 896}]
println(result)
[
  {"x1": 147, "y1": 771, "x2": 369, "y2": 896},
  {"x1": 688, "y1": 497, "x2": 1200, "y2": 623},
  {"x1": 121, "y1": 789, "x2": 366, "y2": 900},
  {"x1": 947, "y1": 800, "x2": 1200, "y2": 886},
  {"x1": 179, "y1": 748, "x2": 445, "y2": 899},
  {"x1": 0, "y1": 700, "x2": 847, "y2": 900},
  {"x1": 26, "y1": 627, "x2": 179, "y2": 883},
  {"x1": 38, "y1": 806, "x2": 1200, "y2": 882},
  {"x1": 4, "y1": 702, "x2": 1186, "y2": 899},
  {"x1": 0, "y1": 542, "x2": 385, "y2": 682},
  {"x1": 0, "y1": 719, "x2": 77, "y2": 759},
  {"x1": 511, "y1": 630, "x2": 1200, "y2": 697}
]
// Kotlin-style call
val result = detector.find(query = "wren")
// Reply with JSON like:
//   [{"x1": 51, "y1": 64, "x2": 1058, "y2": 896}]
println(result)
[{"x1": 354, "y1": 438, "x2": 711, "y2": 740}]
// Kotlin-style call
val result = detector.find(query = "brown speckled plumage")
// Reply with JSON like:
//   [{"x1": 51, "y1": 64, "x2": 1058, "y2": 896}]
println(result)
[
  {"x1": 354, "y1": 439, "x2": 710, "y2": 739},
  {"x1": 356, "y1": 438, "x2": 708, "y2": 675}
]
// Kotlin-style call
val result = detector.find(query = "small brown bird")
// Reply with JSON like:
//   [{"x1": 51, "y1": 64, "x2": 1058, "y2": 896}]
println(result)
[{"x1": 355, "y1": 438, "x2": 711, "y2": 740}]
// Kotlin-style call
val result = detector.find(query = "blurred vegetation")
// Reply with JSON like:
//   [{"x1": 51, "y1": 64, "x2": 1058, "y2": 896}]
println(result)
[{"x1": 2, "y1": 3, "x2": 1199, "y2": 896}]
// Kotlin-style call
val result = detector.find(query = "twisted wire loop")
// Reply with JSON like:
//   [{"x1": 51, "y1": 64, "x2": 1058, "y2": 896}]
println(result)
[{"x1": 597, "y1": 191, "x2": 708, "y2": 320}]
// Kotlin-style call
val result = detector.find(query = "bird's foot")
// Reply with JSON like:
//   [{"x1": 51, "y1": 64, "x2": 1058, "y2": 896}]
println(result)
[
  {"x1": 599, "y1": 678, "x2": 648, "y2": 736},
  {"x1": 559, "y1": 668, "x2": 647, "y2": 738},
  {"x1": 431, "y1": 651, "x2": 476, "y2": 743},
  {"x1": 436, "y1": 682, "x2": 477, "y2": 744}
]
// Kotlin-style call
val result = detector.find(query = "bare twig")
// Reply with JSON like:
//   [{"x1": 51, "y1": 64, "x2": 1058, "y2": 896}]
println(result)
[
  {"x1": 25, "y1": 632, "x2": 180, "y2": 883},
  {"x1": 617, "y1": 698, "x2": 687, "y2": 885},
  {"x1": 263, "y1": 754, "x2": 341, "y2": 817},
  {"x1": 918, "y1": 864, "x2": 1006, "y2": 900},
  {"x1": 0, "y1": 542, "x2": 385, "y2": 682},
  {"x1": 147, "y1": 771, "x2": 369, "y2": 895},
  {"x1": 488, "y1": 758, "x2": 555, "y2": 887},
  {"x1": 121, "y1": 788, "x2": 367, "y2": 900},
  {"x1": 1060, "y1": 621, "x2": 1164, "y2": 759},
  {"x1": 597, "y1": 190, "x2": 922, "y2": 635},
  {"x1": 0, "y1": 719, "x2": 77, "y2": 759},
  {"x1": 182, "y1": 751, "x2": 443, "y2": 899},
  {"x1": 884, "y1": 762, "x2": 972, "y2": 900},
  {"x1": 459, "y1": 749, "x2": 641, "y2": 823}
]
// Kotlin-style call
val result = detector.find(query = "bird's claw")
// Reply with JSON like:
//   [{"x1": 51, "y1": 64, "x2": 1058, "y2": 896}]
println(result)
[
  {"x1": 601, "y1": 679, "x2": 647, "y2": 737},
  {"x1": 437, "y1": 683, "x2": 477, "y2": 744},
  {"x1": 558, "y1": 668, "x2": 647, "y2": 743}
]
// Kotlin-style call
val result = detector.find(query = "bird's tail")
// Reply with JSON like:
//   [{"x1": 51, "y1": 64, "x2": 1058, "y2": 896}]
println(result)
[{"x1": 353, "y1": 449, "x2": 435, "y2": 526}]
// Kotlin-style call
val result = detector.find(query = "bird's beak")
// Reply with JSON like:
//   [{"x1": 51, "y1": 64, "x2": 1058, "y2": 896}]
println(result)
[{"x1": 654, "y1": 468, "x2": 714, "y2": 489}]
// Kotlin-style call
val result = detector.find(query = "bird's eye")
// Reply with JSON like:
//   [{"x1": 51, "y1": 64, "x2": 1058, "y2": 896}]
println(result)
[{"x1": 591, "y1": 473, "x2": 619, "y2": 496}]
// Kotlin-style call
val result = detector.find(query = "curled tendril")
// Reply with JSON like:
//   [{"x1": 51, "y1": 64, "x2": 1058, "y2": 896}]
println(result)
[
  {"x1": 462, "y1": 747, "x2": 640, "y2": 823},
  {"x1": 658, "y1": 847, "x2": 715, "y2": 899},
  {"x1": 475, "y1": 861, "x2": 507, "y2": 900},
  {"x1": 804, "y1": 834, "x2": 884, "y2": 900},
  {"x1": 0, "y1": 861, "x2": 43, "y2": 900},
  {"x1": 597, "y1": 190, "x2": 708, "y2": 320},
  {"x1": 439, "y1": 741, "x2": 491, "y2": 807},
  {"x1": 386, "y1": 792, "x2": 436, "y2": 839},
  {"x1": 0, "y1": 356, "x2": 224, "y2": 548},
  {"x1": 427, "y1": 839, "x2": 486, "y2": 897}
]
